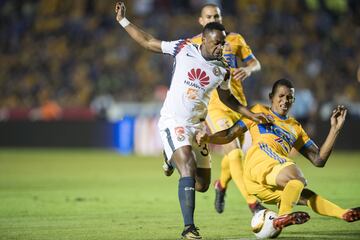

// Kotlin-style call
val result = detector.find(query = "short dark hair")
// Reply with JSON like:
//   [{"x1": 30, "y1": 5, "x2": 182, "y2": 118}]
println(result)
[
  {"x1": 202, "y1": 22, "x2": 226, "y2": 36},
  {"x1": 269, "y1": 78, "x2": 294, "y2": 98}
]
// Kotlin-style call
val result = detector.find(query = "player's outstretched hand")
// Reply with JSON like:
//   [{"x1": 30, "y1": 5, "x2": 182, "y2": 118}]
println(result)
[
  {"x1": 330, "y1": 105, "x2": 347, "y2": 132},
  {"x1": 196, "y1": 131, "x2": 209, "y2": 146},
  {"x1": 115, "y1": 2, "x2": 126, "y2": 22},
  {"x1": 251, "y1": 113, "x2": 274, "y2": 124},
  {"x1": 233, "y1": 67, "x2": 251, "y2": 81}
]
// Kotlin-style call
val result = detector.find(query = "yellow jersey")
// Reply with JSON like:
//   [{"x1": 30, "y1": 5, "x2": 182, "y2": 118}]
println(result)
[
  {"x1": 237, "y1": 104, "x2": 315, "y2": 157},
  {"x1": 191, "y1": 32, "x2": 255, "y2": 108}
]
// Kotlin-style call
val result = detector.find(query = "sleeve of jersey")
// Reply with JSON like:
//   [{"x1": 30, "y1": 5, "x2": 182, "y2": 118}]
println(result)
[
  {"x1": 237, "y1": 104, "x2": 257, "y2": 130},
  {"x1": 235, "y1": 34, "x2": 255, "y2": 63},
  {"x1": 235, "y1": 119, "x2": 249, "y2": 132},
  {"x1": 161, "y1": 39, "x2": 188, "y2": 56},
  {"x1": 294, "y1": 127, "x2": 317, "y2": 152}
]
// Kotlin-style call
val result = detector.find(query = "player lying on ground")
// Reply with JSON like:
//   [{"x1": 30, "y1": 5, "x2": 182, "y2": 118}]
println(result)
[
  {"x1": 115, "y1": 2, "x2": 271, "y2": 239},
  {"x1": 196, "y1": 78, "x2": 360, "y2": 230}
]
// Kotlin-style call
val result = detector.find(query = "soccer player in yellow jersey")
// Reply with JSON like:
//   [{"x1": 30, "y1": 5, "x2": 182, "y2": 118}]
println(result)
[
  {"x1": 191, "y1": 3, "x2": 264, "y2": 214},
  {"x1": 197, "y1": 78, "x2": 360, "y2": 231}
]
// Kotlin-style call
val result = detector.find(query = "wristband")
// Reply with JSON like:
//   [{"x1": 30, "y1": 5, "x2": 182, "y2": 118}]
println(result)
[{"x1": 119, "y1": 18, "x2": 130, "y2": 28}]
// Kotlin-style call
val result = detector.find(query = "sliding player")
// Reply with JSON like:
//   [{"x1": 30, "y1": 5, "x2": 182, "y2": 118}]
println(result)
[{"x1": 197, "y1": 78, "x2": 360, "y2": 230}]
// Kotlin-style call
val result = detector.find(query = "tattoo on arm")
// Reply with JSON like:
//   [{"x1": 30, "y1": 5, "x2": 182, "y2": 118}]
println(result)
[{"x1": 301, "y1": 144, "x2": 326, "y2": 167}]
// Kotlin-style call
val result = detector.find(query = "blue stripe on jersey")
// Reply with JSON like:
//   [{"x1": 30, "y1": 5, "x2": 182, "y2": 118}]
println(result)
[
  {"x1": 243, "y1": 54, "x2": 255, "y2": 63},
  {"x1": 223, "y1": 54, "x2": 238, "y2": 68},
  {"x1": 259, "y1": 143, "x2": 287, "y2": 164},
  {"x1": 258, "y1": 123, "x2": 296, "y2": 146},
  {"x1": 236, "y1": 120, "x2": 247, "y2": 130},
  {"x1": 299, "y1": 139, "x2": 316, "y2": 152}
]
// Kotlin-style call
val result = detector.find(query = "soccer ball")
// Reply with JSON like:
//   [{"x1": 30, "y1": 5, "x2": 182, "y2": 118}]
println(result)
[{"x1": 251, "y1": 209, "x2": 282, "y2": 239}]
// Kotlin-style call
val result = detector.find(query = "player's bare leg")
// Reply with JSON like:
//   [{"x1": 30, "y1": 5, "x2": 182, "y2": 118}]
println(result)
[
  {"x1": 172, "y1": 146, "x2": 202, "y2": 239},
  {"x1": 195, "y1": 168, "x2": 210, "y2": 192}
]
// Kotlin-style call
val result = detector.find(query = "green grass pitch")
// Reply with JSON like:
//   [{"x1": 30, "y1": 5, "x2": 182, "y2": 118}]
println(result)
[{"x1": 0, "y1": 148, "x2": 359, "y2": 240}]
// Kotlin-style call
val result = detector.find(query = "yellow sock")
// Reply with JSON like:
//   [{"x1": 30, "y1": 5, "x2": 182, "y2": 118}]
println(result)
[
  {"x1": 219, "y1": 155, "x2": 231, "y2": 188},
  {"x1": 307, "y1": 194, "x2": 347, "y2": 219},
  {"x1": 278, "y1": 179, "x2": 304, "y2": 216},
  {"x1": 228, "y1": 149, "x2": 257, "y2": 204}
]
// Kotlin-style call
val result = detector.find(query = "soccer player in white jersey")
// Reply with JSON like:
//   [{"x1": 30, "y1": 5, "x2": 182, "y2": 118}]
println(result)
[{"x1": 115, "y1": 2, "x2": 271, "y2": 239}]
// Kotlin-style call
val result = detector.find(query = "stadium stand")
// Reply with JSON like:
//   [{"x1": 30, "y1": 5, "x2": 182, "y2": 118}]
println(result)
[{"x1": 0, "y1": 0, "x2": 359, "y2": 122}]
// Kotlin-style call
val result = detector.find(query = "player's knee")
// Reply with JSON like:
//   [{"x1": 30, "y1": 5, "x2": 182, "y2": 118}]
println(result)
[
  {"x1": 294, "y1": 176, "x2": 307, "y2": 186},
  {"x1": 195, "y1": 175, "x2": 210, "y2": 192},
  {"x1": 287, "y1": 167, "x2": 307, "y2": 186},
  {"x1": 287, "y1": 177, "x2": 307, "y2": 187},
  {"x1": 196, "y1": 182, "x2": 209, "y2": 192},
  {"x1": 277, "y1": 165, "x2": 307, "y2": 187},
  {"x1": 277, "y1": 174, "x2": 307, "y2": 188}
]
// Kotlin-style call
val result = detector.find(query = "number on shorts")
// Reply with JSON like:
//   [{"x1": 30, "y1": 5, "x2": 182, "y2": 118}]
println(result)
[{"x1": 200, "y1": 144, "x2": 209, "y2": 156}]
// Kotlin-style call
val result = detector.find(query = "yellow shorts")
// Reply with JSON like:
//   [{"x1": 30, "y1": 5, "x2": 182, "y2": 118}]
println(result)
[
  {"x1": 206, "y1": 106, "x2": 245, "y2": 145},
  {"x1": 243, "y1": 144, "x2": 295, "y2": 204},
  {"x1": 206, "y1": 106, "x2": 241, "y2": 132}
]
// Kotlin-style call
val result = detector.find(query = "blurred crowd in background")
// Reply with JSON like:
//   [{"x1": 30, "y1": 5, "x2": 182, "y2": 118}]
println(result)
[{"x1": 0, "y1": 0, "x2": 359, "y2": 122}]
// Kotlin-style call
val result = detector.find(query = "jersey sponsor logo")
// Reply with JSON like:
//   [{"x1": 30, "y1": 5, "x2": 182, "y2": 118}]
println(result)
[
  {"x1": 183, "y1": 80, "x2": 205, "y2": 91},
  {"x1": 174, "y1": 127, "x2": 185, "y2": 141},
  {"x1": 188, "y1": 68, "x2": 210, "y2": 87}
]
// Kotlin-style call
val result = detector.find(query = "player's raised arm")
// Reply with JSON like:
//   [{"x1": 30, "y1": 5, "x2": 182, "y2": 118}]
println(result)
[
  {"x1": 196, "y1": 122, "x2": 245, "y2": 145},
  {"x1": 216, "y1": 86, "x2": 273, "y2": 123},
  {"x1": 115, "y1": 2, "x2": 161, "y2": 52},
  {"x1": 300, "y1": 105, "x2": 347, "y2": 167}
]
